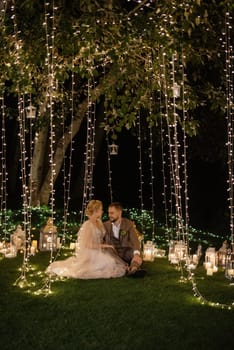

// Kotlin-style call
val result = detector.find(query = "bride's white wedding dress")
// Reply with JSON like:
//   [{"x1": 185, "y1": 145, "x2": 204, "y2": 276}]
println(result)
[{"x1": 46, "y1": 220, "x2": 126, "y2": 279}]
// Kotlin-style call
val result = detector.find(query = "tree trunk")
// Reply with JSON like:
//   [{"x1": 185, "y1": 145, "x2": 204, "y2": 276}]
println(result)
[
  {"x1": 39, "y1": 110, "x2": 85, "y2": 205},
  {"x1": 37, "y1": 70, "x2": 122, "y2": 205},
  {"x1": 30, "y1": 125, "x2": 49, "y2": 206}
]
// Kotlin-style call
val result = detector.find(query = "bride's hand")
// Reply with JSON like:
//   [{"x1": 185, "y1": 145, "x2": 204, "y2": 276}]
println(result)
[{"x1": 101, "y1": 244, "x2": 116, "y2": 251}]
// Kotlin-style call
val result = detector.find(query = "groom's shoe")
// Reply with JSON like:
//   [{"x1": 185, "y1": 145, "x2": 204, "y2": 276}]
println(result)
[{"x1": 127, "y1": 268, "x2": 146, "y2": 278}]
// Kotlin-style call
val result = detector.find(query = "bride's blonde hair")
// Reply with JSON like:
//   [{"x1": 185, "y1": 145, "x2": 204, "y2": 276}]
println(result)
[{"x1": 85, "y1": 199, "x2": 103, "y2": 217}]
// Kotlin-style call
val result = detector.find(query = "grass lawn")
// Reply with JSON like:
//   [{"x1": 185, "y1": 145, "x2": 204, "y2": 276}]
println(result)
[{"x1": 0, "y1": 252, "x2": 234, "y2": 350}]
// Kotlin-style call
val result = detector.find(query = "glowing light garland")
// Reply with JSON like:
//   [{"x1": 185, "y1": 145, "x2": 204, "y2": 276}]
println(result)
[
  {"x1": 147, "y1": 54, "x2": 156, "y2": 243},
  {"x1": 170, "y1": 53, "x2": 187, "y2": 242},
  {"x1": 35, "y1": 0, "x2": 58, "y2": 295},
  {"x1": 61, "y1": 63, "x2": 75, "y2": 249},
  {"x1": 224, "y1": 11, "x2": 234, "y2": 246},
  {"x1": 14, "y1": 94, "x2": 31, "y2": 288},
  {"x1": 171, "y1": 8, "x2": 234, "y2": 310},
  {"x1": 81, "y1": 74, "x2": 96, "y2": 223},
  {"x1": 0, "y1": 88, "x2": 8, "y2": 242},
  {"x1": 136, "y1": 111, "x2": 145, "y2": 234},
  {"x1": 148, "y1": 122, "x2": 156, "y2": 242},
  {"x1": 181, "y1": 55, "x2": 189, "y2": 234},
  {"x1": 223, "y1": 10, "x2": 234, "y2": 283},
  {"x1": 105, "y1": 112, "x2": 114, "y2": 204},
  {"x1": 159, "y1": 54, "x2": 171, "y2": 232},
  {"x1": 9, "y1": 1, "x2": 34, "y2": 288}
]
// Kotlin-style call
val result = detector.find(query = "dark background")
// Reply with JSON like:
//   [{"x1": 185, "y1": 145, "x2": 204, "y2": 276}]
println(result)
[{"x1": 3, "y1": 112, "x2": 229, "y2": 237}]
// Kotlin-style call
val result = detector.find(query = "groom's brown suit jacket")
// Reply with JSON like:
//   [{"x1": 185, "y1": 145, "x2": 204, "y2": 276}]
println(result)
[{"x1": 103, "y1": 218, "x2": 142, "y2": 262}]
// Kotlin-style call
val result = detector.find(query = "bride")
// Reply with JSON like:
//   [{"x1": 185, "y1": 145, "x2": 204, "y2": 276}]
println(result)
[{"x1": 46, "y1": 200, "x2": 127, "y2": 279}]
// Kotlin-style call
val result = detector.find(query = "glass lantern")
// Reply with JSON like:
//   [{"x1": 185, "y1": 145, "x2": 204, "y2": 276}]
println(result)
[
  {"x1": 10, "y1": 224, "x2": 26, "y2": 251},
  {"x1": 39, "y1": 218, "x2": 57, "y2": 252},
  {"x1": 108, "y1": 143, "x2": 118, "y2": 155},
  {"x1": 26, "y1": 105, "x2": 36, "y2": 119},
  {"x1": 143, "y1": 241, "x2": 155, "y2": 262},
  {"x1": 169, "y1": 240, "x2": 188, "y2": 264},
  {"x1": 218, "y1": 240, "x2": 228, "y2": 268},
  {"x1": 225, "y1": 243, "x2": 234, "y2": 281},
  {"x1": 172, "y1": 82, "x2": 180, "y2": 98},
  {"x1": 204, "y1": 247, "x2": 218, "y2": 275}
]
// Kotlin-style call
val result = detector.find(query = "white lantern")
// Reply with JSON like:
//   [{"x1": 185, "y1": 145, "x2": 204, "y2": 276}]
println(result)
[
  {"x1": 172, "y1": 82, "x2": 180, "y2": 98},
  {"x1": 39, "y1": 218, "x2": 57, "y2": 252},
  {"x1": 225, "y1": 244, "x2": 234, "y2": 280},
  {"x1": 168, "y1": 240, "x2": 177, "y2": 263},
  {"x1": 225, "y1": 261, "x2": 234, "y2": 280},
  {"x1": 218, "y1": 240, "x2": 228, "y2": 268},
  {"x1": 108, "y1": 143, "x2": 118, "y2": 155},
  {"x1": 143, "y1": 241, "x2": 155, "y2": 262},
  {"x1": 168, "y1": 240, "x2": 187, "y2": 264},
  {"x1": 204, "y1": 247, "x2": 218, "y2": 275},
  {"x1": 5, "y1": 244, "x2": 17, "y2": 258},
  {"x1": 174, "y1": 240, "x2": 187, "y2": 260},
  {"x1": 30, "y1": 240, "x2": 38, "y2": 255},
  {"x1": 11, "y1": 224, "x2": 26, "y2": 251},
  {"x1": 154, "y1": 248, "x2": 166, "y2": 258},
  {"x1": 26, "y1": 105, "x2": 36, "y2": 119}
]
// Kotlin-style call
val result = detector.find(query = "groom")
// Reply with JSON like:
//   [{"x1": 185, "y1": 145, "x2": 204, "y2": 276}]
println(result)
[{"x1": 103, "y1": 202, "x2": 146, "y2": 277}]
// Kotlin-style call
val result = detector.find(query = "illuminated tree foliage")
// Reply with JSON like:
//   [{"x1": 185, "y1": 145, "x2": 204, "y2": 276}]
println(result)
[{"x1": 0, "y1": 0, "x2": 233, "y2": 205}]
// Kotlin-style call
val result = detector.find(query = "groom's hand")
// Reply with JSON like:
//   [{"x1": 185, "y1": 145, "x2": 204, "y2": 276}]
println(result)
[{"x1": 130, "y1": 254, "x2": 142, "y2": 268}]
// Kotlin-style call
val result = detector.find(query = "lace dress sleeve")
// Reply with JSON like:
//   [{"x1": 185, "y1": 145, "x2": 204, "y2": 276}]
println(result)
[{"x1": 77, "y1": 220, "x2": 101, "y2": 250}]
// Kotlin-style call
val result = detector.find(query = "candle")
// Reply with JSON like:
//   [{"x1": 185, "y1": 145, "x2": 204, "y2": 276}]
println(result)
[
  {"x1": 70, "y1": 242, "x2": 75, "y2": 250},
  {"x1": 227, "y1": 269, "x2": 234, "y2": 277},
  {"x1": 207, "y1": 268, "x2": 214, "y2": 276},
  {"x1": 144, "y1": 249, "x2": 154, "y2": 261},
  {"x1": 31, "y1": 240, "x2": 38, "y2": 249},
  {"x1": 30, "y1": 246, "x2": 36, "y2": 255}
]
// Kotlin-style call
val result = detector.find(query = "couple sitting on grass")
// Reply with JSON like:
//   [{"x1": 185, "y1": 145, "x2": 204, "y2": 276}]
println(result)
[{"x1": 46, "y1": 200, "x2": 146, "y2": 279}]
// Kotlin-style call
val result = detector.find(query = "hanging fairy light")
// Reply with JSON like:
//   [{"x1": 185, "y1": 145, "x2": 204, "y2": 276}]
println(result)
[
  {"x1": 136, "y1": 110, "x2": 145, "y2": 236},
  {"x1": 170, "y1": 53, "x2": 186, "y2": 241},
  {"x1": 0, "y1": 87, "x2": 8, "y2": 245},
  {"x1": 186, "y1": 5, "x2": 234, "y2": 309},
  {"x1": 61, "y1": 60, "x2": 75, "y2": 249},
  {"x1": 103, "y1": 60, "x2": 114, "y2": 203},
  {"x1": 0, "y1": 0, "x2": 7, "y2": 20},
  {"x1": 223, "y1": 10, "x2": 234, "y2": 282},
  {"x1": 9, "y1": 0, "x2": 35, "y2": 287},
  {"x1": 0, "y1": 3, "x2": 8, "y2": 246},
  {"x1": 14, "y1": 94, "x2": 31, "y2": 287},
  {"x1": 163, "y1": 53, "x2": 185, "y2": 240},
  {"x1": 180, "y1": 52, "x2": 190, "y2": 237},
  {"x1": 35, "y1": 0, "x2": 58, "y2": 296},
  {"x1": 159, "y1": 46, "x2": 190, "y2": 271},
  {"x1": 81, "y1": 72, "x2": 96, "y2": 223},
  {"x1": 47, "y1": 0, "x2": 57, "y2": 219},
  {"x1": 147, "y1": 53, "x2": 156, "y2": 243},
  {"x1": 159, "y1": 54, "x2": 171, "y2": 232},
  {"x1": 105, "y1": 132, "x2": 113, "y2": 203}
]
